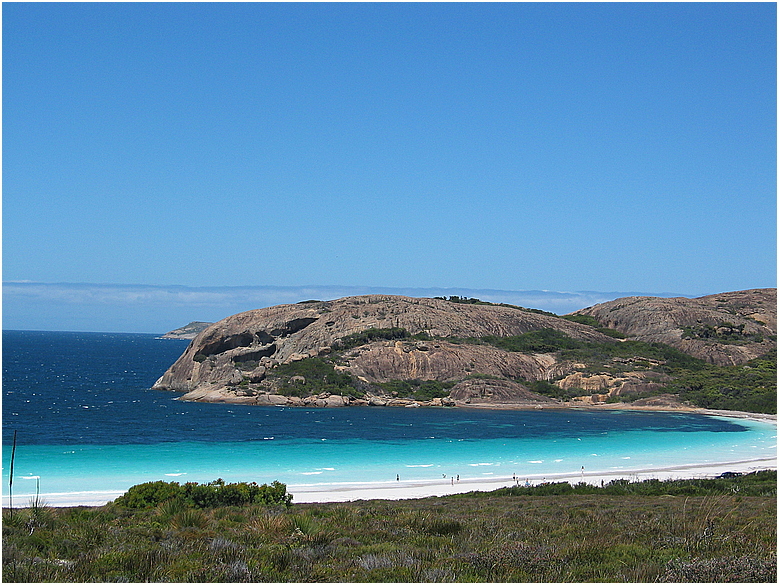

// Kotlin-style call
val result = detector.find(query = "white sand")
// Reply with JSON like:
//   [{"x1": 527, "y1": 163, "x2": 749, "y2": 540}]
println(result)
[
  {"x1": 289, "y1": 457, "x2": 776, "y2": 503},
  {"x1": 7, "y1": 456, "x2": 773, "y2": 508},
  {"x1": 6, "y1": 411, "x2": 775, "y2": 508}
]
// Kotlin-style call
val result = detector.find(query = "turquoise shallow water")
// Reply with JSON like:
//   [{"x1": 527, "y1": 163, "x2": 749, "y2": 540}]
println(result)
[
  {"x1": 2, "y1": 331, "x2": 776, "y2": 503},
  {"x1": 5, "y1": 415, "x2": 776, "y2": 501}
]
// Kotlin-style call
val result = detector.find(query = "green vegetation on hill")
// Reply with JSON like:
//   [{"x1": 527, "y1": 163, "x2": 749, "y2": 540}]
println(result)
[
  {"x1": 681, "y1": 321, "x2": 772, "y2": 344},
  {"x1": 670, "y1": 351, "x2": 777, "y2": 413},
  {"x1": 469, "y1": 331, "x2": 776, "y2": 414},
  {"x1": 3, "y1": 472, "x2": 775, "y2": 582},
  {"x1": 269, "y1": 358, "x2": 365, "y2": 399},
  {"x1": 474, "y1": 328, "x2": 586, "y2": 352},
  {"x1": 266, "y1": 326, "x2": 776, "y2": 413},
  {"x1": 561, "y1": 313, "x2": 627, "y2": 338}
]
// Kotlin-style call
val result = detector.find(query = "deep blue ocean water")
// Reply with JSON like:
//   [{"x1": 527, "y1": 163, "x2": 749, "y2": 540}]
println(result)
[{"x1": 2, "y1": 331, "x2": 776, "y2": 502}]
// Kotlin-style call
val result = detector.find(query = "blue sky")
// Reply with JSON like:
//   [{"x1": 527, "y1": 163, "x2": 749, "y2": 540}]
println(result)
[{"x1": 3, "y1": 3, "x2": 776, "y2": 332}]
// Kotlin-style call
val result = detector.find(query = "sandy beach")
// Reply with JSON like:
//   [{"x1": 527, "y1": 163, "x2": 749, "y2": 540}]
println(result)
[
  {"x1": 288, "y1": 456, "x2": 776, "y2": 504},
  {"x1": 8, "y1": 409, "x2": 775, "y2": 508},
  {"x1": 15, "y1": 455, "x2": 776, "y2": 508}
]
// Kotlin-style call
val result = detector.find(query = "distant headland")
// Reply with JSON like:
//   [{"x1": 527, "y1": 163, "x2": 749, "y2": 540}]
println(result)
[
  {"x1": 159, "y1": 321, "x2": 213, "y2": 340},
  {"x1": 154, "y1": 289, "x2": 776, "y2": 414}
]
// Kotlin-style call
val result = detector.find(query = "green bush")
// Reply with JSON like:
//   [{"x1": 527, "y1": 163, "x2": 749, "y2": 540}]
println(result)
[
  {"x1": 113, "y1": 480, "x2": 183, "y2": 508},
  {"x1": 114, "y1": 479, "x2": 292, "y2": 509}
]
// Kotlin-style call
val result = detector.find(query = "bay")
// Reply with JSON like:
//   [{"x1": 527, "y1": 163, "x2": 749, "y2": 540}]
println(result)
[{"x1": 2, "y1": 331, "x2": 776, "y2": 503}]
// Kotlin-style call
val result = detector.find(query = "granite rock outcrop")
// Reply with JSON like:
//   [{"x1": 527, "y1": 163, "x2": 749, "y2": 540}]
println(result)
[
  {"x1": 153, "y1": 295, "x2": 610, "y2": 405},
  {"x1": 574, "y1": 288, "x2": 775, "y2": 365},
  {"x1": 153, "y1": 290, "x2": 776, "y2": 409}
]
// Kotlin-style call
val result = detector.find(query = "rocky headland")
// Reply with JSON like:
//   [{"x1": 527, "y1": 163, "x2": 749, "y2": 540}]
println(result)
[
  {"x1": 159, "y1": 321, "x2": 213, "y2": 340},
  {"x1": 153, "y1": 289, "x2": 776, "y2": 412}
]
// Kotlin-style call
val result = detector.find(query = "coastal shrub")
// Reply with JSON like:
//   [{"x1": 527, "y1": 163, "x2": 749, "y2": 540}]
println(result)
[
  {"x1": 444, "y1": 329, "x2": 774, "y2": 412},
  {"x1": 663, "y1": 555, "x2": 777, "y2": 582},
  {"x1": 525, "y1": 379, "x2": 590, "y2": 401},
  {"x1": 3, "y1": 476, "x2": 776, "y2": 583},
  {"x1": 596, "y1": 327, "x2": 627, "y2": 339},
  {"x1": 115, "y1": 479, "x2": 292, "y2": 509},
  {"x1": 482, "y1": 329, "x2": 585, "y2": 353},
  {"x1": 560, "y1": 315, "x2": 626, "y2": 338},
  {"x1": 114, "y1": 480, "x2": 183, "y2": 509},
  {"x1": 435, "y1": 296, "x2": 557, "y2": 316},
  {"x1": 472, "y1": 471, "x2": 776, "y2": 498}
]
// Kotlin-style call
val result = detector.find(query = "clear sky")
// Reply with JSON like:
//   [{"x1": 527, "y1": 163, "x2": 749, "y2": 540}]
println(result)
[{"x1": 2, "y1": 2, "x2": 776, "y2": 331}]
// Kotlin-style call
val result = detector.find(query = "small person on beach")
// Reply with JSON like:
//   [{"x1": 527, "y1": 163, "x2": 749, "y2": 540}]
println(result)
[{"x1": 396, "y1": 474, "x2": 399, "y2": 481}]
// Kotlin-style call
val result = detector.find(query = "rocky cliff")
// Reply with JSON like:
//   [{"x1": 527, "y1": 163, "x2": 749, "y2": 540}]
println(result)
[{"x1": 153, "y1": 290, "x2": 776, "y2": 410}]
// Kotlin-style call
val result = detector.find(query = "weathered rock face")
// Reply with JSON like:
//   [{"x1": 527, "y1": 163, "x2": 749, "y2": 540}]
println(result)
[
  {"x1": 574, "y1": 289, "x2": 776, "y2": 365},
  {"x1": 152, "y1": 290, "x2": 776, "y2": 407},
  {"x1": 342, "y1": 340, "x2": 561, "y2": 384},
  {"x1": 153, "y1": 295, "x2": 612, "y2": 401},
  {"x1": 448, "y1": 378, "x2": 556, "y2": 406}
]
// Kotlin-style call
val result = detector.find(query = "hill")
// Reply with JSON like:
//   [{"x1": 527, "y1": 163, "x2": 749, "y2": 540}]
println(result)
[
  {"x1": 152, "y1": 290, "x2": 776, "y2": 413},
  {"x1": 574, "y1": 288, "x2": 775, "y2": 365}
]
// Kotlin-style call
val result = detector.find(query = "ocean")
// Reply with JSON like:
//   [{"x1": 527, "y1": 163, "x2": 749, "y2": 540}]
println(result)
[{"x1": 2, "y1": 330, "x2": 776, "y2": 504}]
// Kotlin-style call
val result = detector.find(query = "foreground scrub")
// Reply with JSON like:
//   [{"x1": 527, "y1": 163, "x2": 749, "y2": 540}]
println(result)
[{"x1": 2, "y1": 471, "x2": 776, "y2": 583}]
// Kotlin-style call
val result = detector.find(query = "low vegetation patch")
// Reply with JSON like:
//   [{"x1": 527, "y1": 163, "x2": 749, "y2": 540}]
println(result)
[
  {"x1": 561, "y1": 313, "x2": 627, "y2": 338},
  {"x1": 681, "y1": 321, "x2": 770, "y2": 344},
  {"x1": 450, "y1": 330, "x2": 776, "y2": 414},
  {"x1": 269, "y1": 357, "x2": 365, "y2": 399},
  {"x1": 3, "y1": 472, "x2": 775, "y2": 582}
]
